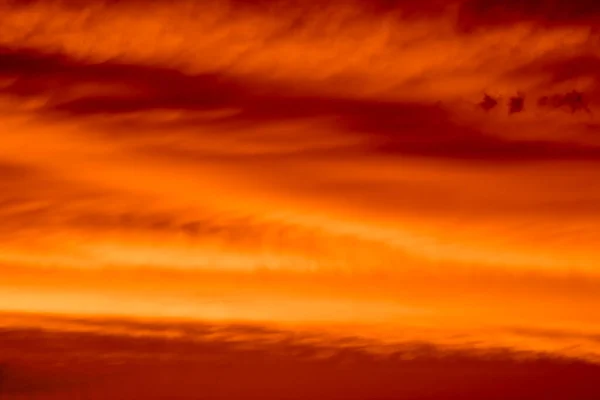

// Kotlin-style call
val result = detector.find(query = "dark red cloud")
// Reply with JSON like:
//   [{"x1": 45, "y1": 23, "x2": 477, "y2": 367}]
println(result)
[
  {"x1": 8, "y1": 0, "x2": 599, "y2": 30},
  {"x1": 505, "y1": 53, "x2": 600, "y2": 113},
  {"x1": 508, "y1": 55, "x2": 600, "y2": 88},
  {"x1": 375, "y1": 134, "x2": 600, "y2": 161},
  {"x1": 457, "y1": 0, "x2": 600, "y2": 30},
  {"x1": 508, "y1": 93, "x2": 525, "y2": 114},
  {"x1": 0, "y1": 0, "x2": 453, "y2": 16},
  {"x1": 2, "y1": 319, "x2": 600, "y2": 399},
  {"x1": 3, "y1": 47, "x2": 600, "y2": 162},
  {"x1": 0, "y1": 46, "x2": 248, "y2": 107},
  {"x1": 538, "y1": 91, "x2": 593, "y2": 114},
  {"x1": 478, "y1": 94, "x2": 498, "y2": 111}
]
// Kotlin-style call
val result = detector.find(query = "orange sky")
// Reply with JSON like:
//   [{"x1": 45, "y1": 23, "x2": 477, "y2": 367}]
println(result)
[{"x1": 1, "y1": 0, "x2": 600, "y2": 376}]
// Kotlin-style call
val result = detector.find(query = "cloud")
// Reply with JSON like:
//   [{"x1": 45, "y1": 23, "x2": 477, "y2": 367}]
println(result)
[
  {"x1": 0, "y1": 0, "x2": 594, "y2": 101},
  {"x1": 3, "y1": 46, "x2": 600, "y2": 162},
  {"x1": 1, "y1": 0, "x2": 600, "y2": 378},
  {"x1": 2, "y1": 317, "x2": 600, "y2": 399},
  {"x1": 0, "y1": 46, "x2": 248, "y2": 111},
  {"x1": 506, "y1": 53, "x2": 600, "y2": 87},
  {"x1": 457, "y1": 0, "x2": 600, "y2": 30}
]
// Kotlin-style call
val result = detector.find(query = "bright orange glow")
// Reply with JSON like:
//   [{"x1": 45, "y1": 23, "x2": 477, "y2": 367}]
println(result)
[{"x1": 1, "y1": 0, "x2": 600, "y2": 397}]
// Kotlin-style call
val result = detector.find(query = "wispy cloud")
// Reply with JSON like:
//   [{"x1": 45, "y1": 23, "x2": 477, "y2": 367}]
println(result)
[{"x1": 1, "y1": 1, "x2": 600, "y2": 386}]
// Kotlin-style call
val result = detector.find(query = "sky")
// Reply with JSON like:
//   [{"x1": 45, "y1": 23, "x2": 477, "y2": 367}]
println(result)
[{"x1": 1, "y1": 0, "x2": 600, "y2": 398}]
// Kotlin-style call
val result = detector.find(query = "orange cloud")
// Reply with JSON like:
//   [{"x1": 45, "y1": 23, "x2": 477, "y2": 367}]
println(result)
[{"x1": 1, "y1": 0, "x2": 600, "y2": 377}]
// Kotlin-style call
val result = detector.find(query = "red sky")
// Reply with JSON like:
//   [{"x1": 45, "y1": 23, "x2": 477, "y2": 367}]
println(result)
[{"x1": 1, "y1": 0, "x2": 600, "y2": 398}]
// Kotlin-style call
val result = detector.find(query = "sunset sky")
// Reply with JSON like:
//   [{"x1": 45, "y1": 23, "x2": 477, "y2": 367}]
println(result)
[{"x1": 1, "y1": 0, "x2": 600, "y2": 398}]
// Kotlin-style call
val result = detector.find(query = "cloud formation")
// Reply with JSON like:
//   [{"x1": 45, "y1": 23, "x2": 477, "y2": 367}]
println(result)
[
  {"x1": 457, "y1": 0, "x2": 600, "y2": 30},
  {"x1": 2, "y1": 315, "x2": 600, "y2": 399},
  {"x1": 1, "y1": 2, "x2": 600, "y2": 396}
]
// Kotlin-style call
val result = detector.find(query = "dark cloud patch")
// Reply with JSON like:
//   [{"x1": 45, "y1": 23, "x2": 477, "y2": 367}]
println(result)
[
  {"x1": 0, "y1": 358, "x2": 80, "y2": 397},
  {"x1": 538, "y1": 90, "x2": 593, "y2": 114},
  {"x1": 0, "y1": 161, "x2": 36, "y2": 180},
  {"x1": 542, "y1": 55, "x2": 600, "y2": 86},
  {"x1": 478, "y1": 93, "x2": 499, "y2": 111},
  {"x1": 0, "y1": 46, "x2": 249, "y2": 107},
  {"x1": 3, "y1": 47, "x2": 600, "y2": 161},
  {"x1": 508, "y1": 93, "x2": 525, "y2": 114},
  {"x1": 508, "y1": 55, "x2": 600, "y2": 87},
  {"x1": 0, "y1": 367, "x2": 53, "y2": 396},
  {"x1": 457, "y1": 0, "x2": 600, "y2": 31},
  {"x1": 0, "y1": 0, "x2": 455, "y2": 18},
  {"x1": 52, "y1": 89, "x2": 600, "y2": 161},
  {"x1": 505, "y1": 54, "x2": 600, "y2": 113},
  {"x1": 376, "y1": 134, "x2": 600, "y2": 161},
  {"x1": 1, "y1": 319, "x2": 600, "y2": 399}
]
